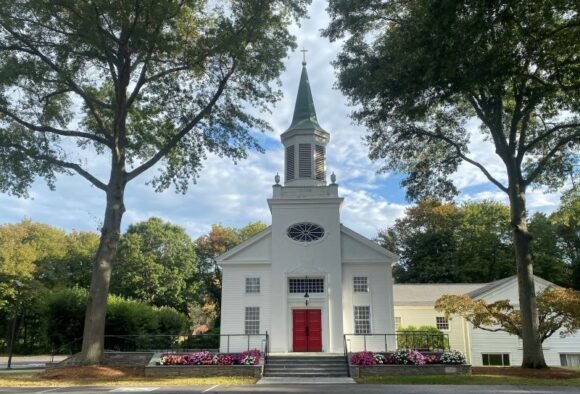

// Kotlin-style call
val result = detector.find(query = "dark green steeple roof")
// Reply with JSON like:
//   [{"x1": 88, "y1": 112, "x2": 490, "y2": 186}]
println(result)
[{"x1": 286, "y1": 63, "x2": 325, "y2": 133}]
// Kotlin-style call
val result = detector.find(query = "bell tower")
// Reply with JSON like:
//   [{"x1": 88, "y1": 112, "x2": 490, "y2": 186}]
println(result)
[
  {"x1": 267, "y1": 55, "x2": 344, "y2": 353},
  {"x1": 281, "y1": 56, "x2": 330, "y2": 187}
]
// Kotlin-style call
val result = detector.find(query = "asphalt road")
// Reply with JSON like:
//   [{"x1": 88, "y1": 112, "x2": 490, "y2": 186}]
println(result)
[{"x1": 0, "y1": 385, "x2": 579, "y2": 394}]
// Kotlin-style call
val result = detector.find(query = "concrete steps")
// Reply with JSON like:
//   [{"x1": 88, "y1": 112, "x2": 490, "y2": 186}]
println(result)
[{"x1": 264, "y1": 355, "x2": 349, "y2": 378}]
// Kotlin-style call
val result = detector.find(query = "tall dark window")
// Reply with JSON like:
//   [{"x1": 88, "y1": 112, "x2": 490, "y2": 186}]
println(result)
[
  {"x1": 286, "y1": 145, "x2": 295, "y2": 181},
  {"x1": 298, "y1": 144, "x2": 312, "y2": 178},
  {"x1": 315, "y1": 145, "x2": 325, "y2": 180}
]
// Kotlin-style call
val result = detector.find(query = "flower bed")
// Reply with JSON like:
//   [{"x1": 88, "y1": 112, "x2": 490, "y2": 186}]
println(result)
[
  {"x1": 350, "y1": 350, "x2": 465, "y2": 366},
  {"x1": 157, "y1": 349, "x2": 262, "y2": 366},
  {"x1": 349, "y1": 350, "x2": 470, "y2": 377},
  {"x1": 146, "y1": 349, "x2": 263, "y2": 378}
]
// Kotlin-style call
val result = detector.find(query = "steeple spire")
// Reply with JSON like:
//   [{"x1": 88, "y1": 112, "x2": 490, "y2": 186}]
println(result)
[
  {"x1": 286, "y1": 60, "x2": 324, "y2": 133},
  {"x1": 280, "y1": 55, "x2": 330, "y2": 187}
]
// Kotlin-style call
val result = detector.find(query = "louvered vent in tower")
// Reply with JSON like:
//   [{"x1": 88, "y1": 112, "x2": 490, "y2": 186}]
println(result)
[
  {"x1": 298, "y1": 144, "x2": 312, "y2": 178},
  {"x1": 286, "y1": 145, "x2": 295, "y2": 181},
  {"x1": 315, "y1": 145, "x2": 325, "y2": 181}
]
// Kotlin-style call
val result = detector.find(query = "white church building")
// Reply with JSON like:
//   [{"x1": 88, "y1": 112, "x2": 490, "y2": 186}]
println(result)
[{"x1": 217, "y1": 60, "x2": 398, "y2": 353}]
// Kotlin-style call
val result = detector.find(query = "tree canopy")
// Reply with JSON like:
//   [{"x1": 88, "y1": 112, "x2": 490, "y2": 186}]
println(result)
[
  {"x1": 111, "y1": 217, "x2": 199, "y2": 314},
  {"x1": 0, "y1": 0, "x2": 309, "y2": 363},
  {"x1": 326, "y1": 0, "x2": 579, "y2": 368},
  {"x1": 380, "y1": 198, "x2": 577, "y2": 288}
]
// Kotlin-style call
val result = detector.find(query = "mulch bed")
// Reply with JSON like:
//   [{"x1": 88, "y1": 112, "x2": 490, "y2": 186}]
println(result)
[
  {"x1": 473, "y1": 366, "x2": 580, "y2": 379},
  {"x1": 39, "y1": 366, "x2": 145, "y2": 380}
]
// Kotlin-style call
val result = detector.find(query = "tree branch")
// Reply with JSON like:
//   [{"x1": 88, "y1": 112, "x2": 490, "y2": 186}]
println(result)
[
  {"x1": 524, "y1": 131, "x2": 580, "y2": 185},
  {"x1": 412, "y1": 127, "x2": 509, "y2": 193},
  {"x1": 126, "y1": 62, "x2": 236, "y2": 182},
  {"x1": 1, "y1": 109, "x2": 111, "y2": 147},
  {"x1": 523, "y1": 122, "x2": 580, "y2": 153},
  {"x1": 7, "y1": 143, "x2": 108, "y2": 191}
]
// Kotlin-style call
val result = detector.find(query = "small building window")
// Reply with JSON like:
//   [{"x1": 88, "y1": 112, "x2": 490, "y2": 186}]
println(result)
[
  {"x1": 436, "y1": 316, "x2": 449, "y2": 330},
  {"x1": 482, "y1": 353, "x2": 510, "y2": 366},
  {"x1": 245, "y1": 307, "x2": 260, "y2": 335},
  {"x1": 354, "y1": 306, "x2": 371, "y2": 334},
  {"x1": 353, "y1": 276, "x2": 369, "y2": 292},
  {"x1": 289, "y1": 278, "x2": 324, "y2": 294},
  {"x1": 245, "y1": 277, "x2": 260, "y2": 294},
  {"x1": 560, "y1": 353, "x2": 580, "y2": 367},
  {"x1": 395, "y1": 316, "x2": 402, "y2": 330}
]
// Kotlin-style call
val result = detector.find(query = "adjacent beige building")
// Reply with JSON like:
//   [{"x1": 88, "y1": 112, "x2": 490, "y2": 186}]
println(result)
[{"x1": 394, "y1": 276, "x2": 580, "y2": 367}]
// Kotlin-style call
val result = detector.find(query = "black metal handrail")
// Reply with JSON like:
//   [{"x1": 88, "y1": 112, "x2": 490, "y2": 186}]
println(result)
[
  {"x1": 344, "y1": 331, "x2": 450, "y2": 354},
  {"x1": 49, "y1": 333, "x2": 269, "y2": 363},
  {"x1": 343, "y1": 334, "x2": 350, "y2": 377}
]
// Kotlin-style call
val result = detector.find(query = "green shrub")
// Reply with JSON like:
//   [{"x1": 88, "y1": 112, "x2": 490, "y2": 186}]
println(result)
[
  {"x1": 43, "y1": 287, "x2": 188, "y2": 352},
  {"x1": 44, "y1": 287, "x2": 88, "y2": 353},
  {"x1": 396, "y1": 325, "x2": 449, "y2": 350}
]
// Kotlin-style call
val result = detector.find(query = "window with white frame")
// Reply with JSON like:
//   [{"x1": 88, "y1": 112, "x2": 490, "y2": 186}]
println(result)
[
  {"x1": 353, "y1": 276, "x2": 369, "y2": 292},
  {"x1": 436, "y1": 316, "x2": 449, "y2": 330},
  {"x1": 244, "y1": 307, "x2": 260, "y2": 335},
  {"x1": 245, "y1": 277, "x2": 260, "y2": 293},
  {"x1": 395, "y1": 316, "x2": 402, "y2": 330},
  {"x1": 482, "y1": 353, "x2": 510, "y2": 366},
  {"x1": 354, "y1": 306, "x2": 371, "y2": 334},
  {"x1": 288, "y1": 278, "x2": 324, "y2": 293},
  {"x1": 560, "y1": 353, "x2": 580, "y2": 367}
]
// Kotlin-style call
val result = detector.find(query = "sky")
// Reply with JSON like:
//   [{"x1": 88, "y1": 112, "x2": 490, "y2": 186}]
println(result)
[{"x1": 0, "y1": 1, "x2": 565, "y2": 240}]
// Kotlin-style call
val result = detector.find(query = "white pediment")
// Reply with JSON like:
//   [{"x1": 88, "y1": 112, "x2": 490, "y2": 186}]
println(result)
[
  {"x1": 217, "y1": 227, "x2": 272, "y2": 264},
  {"x1": 340, "y1": 225, "x2": 399, "y2": 264}
]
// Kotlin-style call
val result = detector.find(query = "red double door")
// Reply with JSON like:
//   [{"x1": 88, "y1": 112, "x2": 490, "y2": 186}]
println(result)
[{"x1": 292, "y1": 309, "x2": 322, "y2": 352}]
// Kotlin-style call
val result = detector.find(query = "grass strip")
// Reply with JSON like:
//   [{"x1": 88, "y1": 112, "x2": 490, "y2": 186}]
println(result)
[
  {"x1": 357, "y1": 374, "x2": 580, "y2": 386},
  {"x1": 0, "y1": 373, "x2": 256, "y2": 387}
]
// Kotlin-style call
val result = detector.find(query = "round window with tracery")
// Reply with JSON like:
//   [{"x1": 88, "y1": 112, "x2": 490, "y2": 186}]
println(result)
[{"x1": 287, "y1": 223, "x2": 325, "y2": 242}]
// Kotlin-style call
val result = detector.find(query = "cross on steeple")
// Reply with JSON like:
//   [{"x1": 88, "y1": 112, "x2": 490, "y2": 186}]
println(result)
[{"x1": 301, "y1": 47, "x2": 308, "y2": 66}]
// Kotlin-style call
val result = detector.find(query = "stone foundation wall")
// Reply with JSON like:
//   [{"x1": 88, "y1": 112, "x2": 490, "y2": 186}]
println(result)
[
  {"x1": 350, "y1": 364, "x2": 471, "y2": 378},
  {"x1": 145, "y1": 365, "x2": 263, "y2": 378},
  {"x1": 47, "y1": 352, "x2": 155, "y2": 368}
]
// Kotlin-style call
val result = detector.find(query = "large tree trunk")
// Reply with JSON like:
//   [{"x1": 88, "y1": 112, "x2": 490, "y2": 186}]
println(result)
[
  {"x1": 79, "y1": 173, "x2": 125, "y2": 364},
  {"x1": 508, "y1": 180, "x2": 548, "y2": 369}
]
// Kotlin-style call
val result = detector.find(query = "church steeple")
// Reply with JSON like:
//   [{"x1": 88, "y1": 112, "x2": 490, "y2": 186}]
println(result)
[
  {"x1": 287, "y1": 63, "x2": 324, "y2": 133},
  {"x1": 280, "y1": 57, "x2": 330, "y2": 187}
]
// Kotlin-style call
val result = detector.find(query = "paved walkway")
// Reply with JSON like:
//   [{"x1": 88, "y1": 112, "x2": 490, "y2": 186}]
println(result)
[{"x1": 0, "y1": 355, "x2": 67, "y2": 370}]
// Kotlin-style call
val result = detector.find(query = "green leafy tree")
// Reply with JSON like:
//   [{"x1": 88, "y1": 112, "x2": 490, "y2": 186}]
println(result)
[
  {"x1": 195, "y1": 221, "x2": 267, "y2": 324},
  {"x1": 111, "y1": 217, "x2": 199, "y2": 314},
  {"x1": 457, "y1": 201, "x2": 514, "y2": 282},
  {"x1": 0, "y1": 0, "x2": 308, "y2": 363},
  {"x1": 551, "y1": 189, "x2": 580, "y2": 289},
  {"x1": 0, "y1": 220, "x2": 66, "y2": 310},
  {"x1": 381, "y1": 199, "x2": 515, "y2": 283},
  {"x1": 528, "y1": 213, "x2": 568, "y2": 286},
  {"x1": 326, "y1": 0, "x2": 579, "y2": 368},
  {"x1": 36, "y1": 231, "x2": 100, "y2": 289},
  {"x1": 378, "y1": 199, "x2": 462, "y2": 283}
]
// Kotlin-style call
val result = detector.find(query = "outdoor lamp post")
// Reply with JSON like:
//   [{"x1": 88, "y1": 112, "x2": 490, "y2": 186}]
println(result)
[
  {"x1": 7, "y1": 280, "x2": 23, "y2": 370},
  {"x1": 304, "y1": 290, "x2": 310, "y2": 307}
]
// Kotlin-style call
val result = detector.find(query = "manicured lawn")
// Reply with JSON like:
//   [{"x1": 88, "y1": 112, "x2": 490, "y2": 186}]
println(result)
[
  {"x1": 0, "y1": 372, "x2": 256, "y2": 387},
  {"x1": 357, "y1": 375, "x2": 580, "y2": 386}
]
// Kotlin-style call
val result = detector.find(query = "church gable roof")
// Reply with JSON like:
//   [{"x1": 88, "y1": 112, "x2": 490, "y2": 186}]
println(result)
[
  {"x1": 341, "y1": 225, "x2": 399, "y2": 263},
  {"x1": 216, "y1": 226, "x2": 272, "y2": 264}
]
